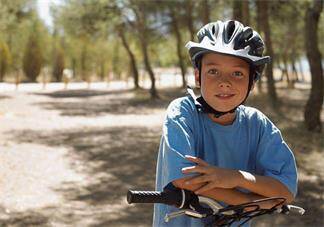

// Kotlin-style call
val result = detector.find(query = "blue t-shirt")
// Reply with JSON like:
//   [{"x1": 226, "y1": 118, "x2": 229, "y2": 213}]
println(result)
[{"x1": 153, "y1": 95, "x2": 298, "y2": 227}]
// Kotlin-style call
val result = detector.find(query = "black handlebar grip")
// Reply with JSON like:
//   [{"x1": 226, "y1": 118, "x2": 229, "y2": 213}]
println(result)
[
  {"x1": 127, "y1": 190, "x2": 182, "y2": 206},
  {"x1": 127, "y1": 190, "x2": 163, "y2": 204}
]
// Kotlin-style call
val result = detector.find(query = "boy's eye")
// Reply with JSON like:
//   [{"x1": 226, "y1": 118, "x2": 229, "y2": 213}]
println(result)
[
  {"x1": 232, "y1": 71, "x2": 244, "y2": 77},
  {"x1": 207, "y1": 69, "x2": 220, "y2": 75}
]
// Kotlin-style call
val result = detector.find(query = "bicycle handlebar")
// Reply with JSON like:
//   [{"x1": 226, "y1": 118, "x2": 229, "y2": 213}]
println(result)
[{"x1": 127, "y1": 189, "x2": 305, "y2": 216}]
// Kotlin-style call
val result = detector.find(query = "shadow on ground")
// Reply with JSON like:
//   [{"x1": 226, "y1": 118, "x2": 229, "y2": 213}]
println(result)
[
  {"x1": 33, "y1": 89, "x2": 132, "y2": 98},
  {"x1": 0, "y1": 209, "x2": 50, "y2": 227},
  {"x1": 33, "y1": 88, "x2": 186, "y2": 116},
  {"x1": 5, "y1": 126, "x2": 162, "y2": 226},
  {"x1": 252, "y1": 178, "x2": 324, "y2": 227},
  {"x1": 0, "y1": 95, "x2": 11, "y2": 100}
]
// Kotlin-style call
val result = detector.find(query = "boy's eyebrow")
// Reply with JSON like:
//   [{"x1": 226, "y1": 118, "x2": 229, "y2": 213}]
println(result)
[
  {"x1": 232, "y1": 64, "x2": 248, "y2": 68},
  {"x1": 204, "y1": 62, "x2": 247, "y2": 68},
  {"x1": 204, "y1": 62, "x2": 221, "y2": 66}
]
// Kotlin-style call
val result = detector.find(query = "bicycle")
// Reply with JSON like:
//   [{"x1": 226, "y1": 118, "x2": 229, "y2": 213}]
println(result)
[{"x1": 127, "y1": 183, "x2": 305, "y2": 226}]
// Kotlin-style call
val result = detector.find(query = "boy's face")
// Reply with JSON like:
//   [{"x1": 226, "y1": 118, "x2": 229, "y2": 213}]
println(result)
[{"x1": 195, "y1": 53, "x2": 250, "y2": 112}]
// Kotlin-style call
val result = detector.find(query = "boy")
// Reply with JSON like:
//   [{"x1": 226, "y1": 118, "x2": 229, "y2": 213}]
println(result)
[{"x1": 153, "y1": 20, "x2": 297, "y2": 226}]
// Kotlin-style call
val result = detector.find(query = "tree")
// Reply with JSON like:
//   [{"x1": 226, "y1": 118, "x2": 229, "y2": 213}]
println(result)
[
  {"x1": 129, "y1": 1, "x2": 158, "y2": 98},
  {"x1": 233, "y1": 0, "x2": 243, "y2": 21},
  {"x1": 116, "y1": 22, "x2": 140, "y2": 89},
  {"x1": 269, "y1": 1, "x2": 305, "y2": 89},
  {"x1": 168, "y1": 2, "x2": 187, "y2": 88},
  {"x1": 201, "y1": 0, "x2": 211, "y2": 24},
  {"x1": 52, "y1": 45, "x2": 65, "y2": 82},
  {"x1": 0, "y1": 40, "x2": 11, "y2": 82},
  {"x1": 23, "y1": 21, "x2": 43, "y2": 82},
  {"x1": 233, "y1": 0, "x2": 250, "y2": 25},
  {"x1": 54, "y1": 1, "x2": 104, "y2": 83},
  {"x1": 304, "y1": 0, "x2": 323, "y2": 132},
  {"x1": 256, "y1": 0, "x2": 277, "y2": 104},
  {"x1": 0, "y1": 0, "x2": 38, "y2": 82},
  {"x1": 185, "y1": 0, "x2": 196, "y2": 41},
  {"x1": 242, "y1": 0, "x2": 250, "y2": 25}
]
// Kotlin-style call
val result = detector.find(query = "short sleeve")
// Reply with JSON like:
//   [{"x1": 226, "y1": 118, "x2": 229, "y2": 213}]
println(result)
[
  {"x1": 256, "y1": 116, "x2": 298, "y2": 197},
  {"x1": 160, "y1": 98, "x2": 198, "y2": 187}
]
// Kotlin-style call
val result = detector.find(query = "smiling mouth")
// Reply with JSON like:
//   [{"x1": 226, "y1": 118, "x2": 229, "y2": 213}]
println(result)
[{"x1": 215, "y1": 94, "x2": 235, "y2": 99}]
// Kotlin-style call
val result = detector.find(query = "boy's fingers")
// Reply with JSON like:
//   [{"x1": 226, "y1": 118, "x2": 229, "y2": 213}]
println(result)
[
  {"x1": 194, "y1": 183, "x2": 215, "y2": 194},
  {"x1": 182, "y1": 165, "x2": 208, "y2": 174},
  {"x1": 185, "y1": 175, "x2": 209, "y2": 185},
  {"x1": 185, "y1": 155, "x2": 209, "y2": 166}
]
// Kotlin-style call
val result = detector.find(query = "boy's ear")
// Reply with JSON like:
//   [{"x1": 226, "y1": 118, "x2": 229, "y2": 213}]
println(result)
[{"x1": 194, "y1": 68, "x2": 200, "y2": 88}]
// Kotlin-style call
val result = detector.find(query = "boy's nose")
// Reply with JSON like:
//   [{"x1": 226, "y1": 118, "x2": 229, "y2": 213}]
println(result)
[{"x1": 218, "y1": 79, "x2": 232, "y2": 88}]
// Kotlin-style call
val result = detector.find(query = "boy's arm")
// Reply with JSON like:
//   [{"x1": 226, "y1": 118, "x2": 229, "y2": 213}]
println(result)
[
  {"x1": 179, "y1": 157, "x2": 294, "y2": 204},
  {"x1": 172, "y1": 177, "x2": 279, "y2": 209},
  {"x1": 237, "y1": 170, "x2": 294, "y2": 203}
]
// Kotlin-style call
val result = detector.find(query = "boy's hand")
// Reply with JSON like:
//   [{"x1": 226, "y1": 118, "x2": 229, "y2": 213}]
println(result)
[{"x1": 182, "y1": 155, "x2": 240, "y2": 194}]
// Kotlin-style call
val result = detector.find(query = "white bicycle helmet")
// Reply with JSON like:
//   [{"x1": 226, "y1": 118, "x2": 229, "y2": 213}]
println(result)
[{"x1": 186, "y1": 20, "x2": 270, "y2": 81}]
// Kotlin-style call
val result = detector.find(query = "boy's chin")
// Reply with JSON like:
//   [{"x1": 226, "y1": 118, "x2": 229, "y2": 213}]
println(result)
[{"x1": 210, "y1": 104, "x2": 237, "y2": 113}]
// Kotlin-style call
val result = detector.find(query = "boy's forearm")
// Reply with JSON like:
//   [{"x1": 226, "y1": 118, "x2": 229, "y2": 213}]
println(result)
[
  {"x1": 237, "y1": 171, "x2": 294, "y2": 203},
  {"x1": 173, "y1": 178, "x2": 271, "y2": 207},
  {"x1": 173, "y1": 176, "x2": 288, "y2": 208}
]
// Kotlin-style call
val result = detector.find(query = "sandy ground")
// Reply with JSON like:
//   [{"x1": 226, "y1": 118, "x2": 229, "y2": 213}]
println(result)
[{"x1": 0, "y1": 81, "x2": 323, "y2": 226}]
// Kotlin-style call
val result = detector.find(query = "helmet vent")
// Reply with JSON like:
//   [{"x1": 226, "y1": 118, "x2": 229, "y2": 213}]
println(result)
[{"x1": 224, "y1": 20, "x2": 236, "y2": 43}]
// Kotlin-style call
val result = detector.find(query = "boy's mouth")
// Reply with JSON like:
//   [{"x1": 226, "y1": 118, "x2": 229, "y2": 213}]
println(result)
[{"x1": 215, "y1": 94, "x2": 235, "y2": 99}]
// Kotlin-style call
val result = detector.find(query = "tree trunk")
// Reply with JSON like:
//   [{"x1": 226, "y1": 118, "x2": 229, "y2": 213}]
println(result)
[
  {"x1": 233, "y1": 0, "x2": 243, "y2": 22},
  {"x1": 282, "y1": 56, "x2": 290, "y2": 85},
  {"x1": 100, "y1": 60, "x2": 105, "y2": 81},
  {"x1": 134, "y1": 8, "x2": 157, "y2": 98},
  {"x1": 275, "y1": 57, "x2": 284, "y2": 82},
  {"x1": 140, "y1": 37, "x2": 157, "y2": 98},
  {"x1": 256, "y1": 2, "x2": 263, "y2": 93},
  {"x1": 117, "y1": 24, "x2": 140, "y2": 89},
  {"x1": 291, "y1": 54, "x2": 299, "y2": 83},
  {"x1": 242, "y1": 0, "x2": 250, "y2": 25},
  {"x1": 186, "y1": 0, "x2": 195, "y2": 41},
  {"x1": 81, "y1": 43, "x2": 88, "y2": 82},
  {"x1": 72, "y1": 58, "x2": 76, "y2": 78},
  {"x1": 257, "y1": 0, "x2": 277, "y2": 105},
  {"x1": 304, "y1": 0, "x2": 323, "y2": 132},
  {"x1": 201, "y1": 0, "x2": 210, "y2": 24},
  {"x1": 169, "y1": 6, "x2": 187, "y2": 88}
]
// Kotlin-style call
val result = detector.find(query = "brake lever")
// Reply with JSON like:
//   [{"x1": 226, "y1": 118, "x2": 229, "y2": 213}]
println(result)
[
  {"x1": 198, "y1": 196, "x2": 235, "y2": 215},
  {"x1": 278, "y1": 205, "x2": 305, "y2": 215},
  {"x1": 164, "y1": 209, "x2": 206, "y2": 222}
]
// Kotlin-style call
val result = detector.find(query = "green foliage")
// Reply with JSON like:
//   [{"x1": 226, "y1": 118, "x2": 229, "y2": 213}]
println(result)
[
  {"x1": 0, "y1": 0, "x2": 51, "y2": 84},
  {"x1": 23, "y1": 21, "x2": 43, "y2": 82},
  {"x1": 269, "y1": 1, "x2": 305, "y2": 63},
  {"x1": 0, "y1": 40, "x2": 12, "y2": 81},
  {"x1": 0, "y1": 0, "x2": 318, "y2": 84}
]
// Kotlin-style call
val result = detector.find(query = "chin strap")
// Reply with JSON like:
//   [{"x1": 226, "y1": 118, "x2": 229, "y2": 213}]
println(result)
[{"x1": 186, "y1": 87, "x2": 236, "y2": 118}]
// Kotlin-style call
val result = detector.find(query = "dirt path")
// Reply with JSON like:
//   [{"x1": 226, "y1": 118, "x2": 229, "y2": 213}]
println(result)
[
  {"x1": 0, "y1": 82, "x2": 167, "y2": 226},
  {"x1": 0, "y1": 82, "x2": 323, "y2": 226}
]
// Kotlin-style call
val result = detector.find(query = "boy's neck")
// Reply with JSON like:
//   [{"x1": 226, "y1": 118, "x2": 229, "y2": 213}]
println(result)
[{"x1": 208, "y1": 112, "x2": 236, "y2": 126}]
